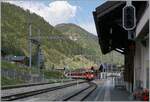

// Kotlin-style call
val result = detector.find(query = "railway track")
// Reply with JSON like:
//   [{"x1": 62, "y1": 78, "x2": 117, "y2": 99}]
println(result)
[
  {"x1": 61, "y1": 82, "x2": 97, "y2": 101},
  {"x1": 1, "y1": 80, "x2": 87, "y2": 101},
  {"x1": 2, "y1": 79, "x2": 74, "y2": 90},
  {"x1": 2, "y1": 82, "x2": 50, "y2": 90}
]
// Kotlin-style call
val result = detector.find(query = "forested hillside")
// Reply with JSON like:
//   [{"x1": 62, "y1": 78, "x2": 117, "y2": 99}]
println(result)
[{"x1": 1, "y1": 2, "x2": 124, "y2": 69}]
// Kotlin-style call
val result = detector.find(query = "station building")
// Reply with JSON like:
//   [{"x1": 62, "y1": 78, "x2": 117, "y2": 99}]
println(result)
[{"x1": 93, "y1": 1, "x2": 149, "y2": 92}]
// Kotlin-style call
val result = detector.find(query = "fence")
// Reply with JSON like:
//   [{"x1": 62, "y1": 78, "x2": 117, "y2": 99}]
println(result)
[{"x1": 1, "y1": 68, "x2": 44, "y2": 83}]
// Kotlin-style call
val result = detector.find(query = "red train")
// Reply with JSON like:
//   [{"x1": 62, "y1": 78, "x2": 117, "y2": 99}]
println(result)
[{"x1": 66, "y1": 70, "x2": 95, "y2": 80}]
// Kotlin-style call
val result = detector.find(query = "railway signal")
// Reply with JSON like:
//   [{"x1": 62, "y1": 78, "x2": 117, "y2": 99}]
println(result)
[{"x1": 123, "y1": 1, "x2": 136, "y2": 31}]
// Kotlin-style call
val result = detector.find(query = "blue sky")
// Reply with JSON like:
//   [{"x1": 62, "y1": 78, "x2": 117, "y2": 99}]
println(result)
[{"x1": 6, "y1": 0, "x2": 106, "y2": 35}]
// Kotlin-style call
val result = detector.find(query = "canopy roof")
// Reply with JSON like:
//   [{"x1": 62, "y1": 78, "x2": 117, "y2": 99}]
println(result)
[{"x1": 93, "y1": 1, "x2": 147, "y2": 54}]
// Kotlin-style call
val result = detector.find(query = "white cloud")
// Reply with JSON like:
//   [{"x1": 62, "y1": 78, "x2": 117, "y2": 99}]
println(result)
[
  {"x1": 49, "y1": 1, "x2": 76, "y2": 19},
  {"x1": 4, "y1": 1, "x2": 97, "y2": 35},
  {"x1": 6, "y1": 1, "x2": 77, "y2": 25}
]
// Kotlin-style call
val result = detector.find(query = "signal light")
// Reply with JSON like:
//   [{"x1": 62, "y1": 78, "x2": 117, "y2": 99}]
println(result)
[{"x1": 123, "y1": 2, "x2": 136, "y2": 30}]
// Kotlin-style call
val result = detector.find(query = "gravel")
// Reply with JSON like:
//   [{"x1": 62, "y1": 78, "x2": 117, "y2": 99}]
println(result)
[
  {"x1": 1, "y1": 79, "x2": 84, "y2": 97},
  {"x1": 18, "y1": 83, "x2": 89, "y2": 101}
]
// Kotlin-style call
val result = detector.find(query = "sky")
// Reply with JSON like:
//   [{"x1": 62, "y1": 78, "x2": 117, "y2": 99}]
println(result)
[{"x1": 5, "y1": 0, "x2": 106, "y2": 35}]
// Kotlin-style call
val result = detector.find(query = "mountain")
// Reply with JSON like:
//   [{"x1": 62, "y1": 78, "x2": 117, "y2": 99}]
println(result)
[
  {"x1": 55, "y1": 23, "x2": 102, "y2": 61},
  {"x1": 55, "y1": 23, "x2": 124, "y2": 66},
  {"x1": 1, "y1": 2, "x2": 97, "y2": 69},
  {"x1": 1, "y1": 2, "x2": 124, "y2": 70}
]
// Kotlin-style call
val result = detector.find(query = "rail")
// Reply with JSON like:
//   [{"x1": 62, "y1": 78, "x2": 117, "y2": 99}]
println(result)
[
  {"x1": 1, "y1": 80, "x2": 87, "y2": 101},
  {"x1": 61, "y1": 82, "x2": 97, "y2": 101},
  {"x1": 2, "y1": 79, "x2": 74, "y2": 90}
]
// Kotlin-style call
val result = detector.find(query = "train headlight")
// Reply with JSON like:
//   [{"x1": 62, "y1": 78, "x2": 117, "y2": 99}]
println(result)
[{"x1": 91, "y1": 74, "x2": 94, "y2": 77}]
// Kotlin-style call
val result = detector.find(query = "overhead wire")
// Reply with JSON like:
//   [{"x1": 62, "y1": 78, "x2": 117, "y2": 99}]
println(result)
[{"x1": 74, "y1": 0, "x2": 95, "y2": 68}]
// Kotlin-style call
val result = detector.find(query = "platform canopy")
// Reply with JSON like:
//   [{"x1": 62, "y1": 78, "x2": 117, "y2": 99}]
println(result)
[{"x1": 93, "y1": 1, "x2": 147, "y2": 54}]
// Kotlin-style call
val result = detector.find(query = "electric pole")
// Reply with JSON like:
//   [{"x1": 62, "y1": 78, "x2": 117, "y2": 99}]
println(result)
[
  {"x1": 37, "y1": 29, "x2": 41, "y2": 69},
  {"x1": 29, "y1": 13, "x2": 32, "y2": 68}
]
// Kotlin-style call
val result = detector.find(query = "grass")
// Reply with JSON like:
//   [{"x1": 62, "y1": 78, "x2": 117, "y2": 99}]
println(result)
[
  {"x1": 43, "y1": 70, "x2": 64, "y2": 79},
  {"x1": 1, "y1": 76, "x2": 25, "y2": 86},
  {"x1": 1, "y1": 60, "x2": 66, "y2": 86},
  {"x1": 1, "y1": 60, "x2": 39, "y2": 73}
]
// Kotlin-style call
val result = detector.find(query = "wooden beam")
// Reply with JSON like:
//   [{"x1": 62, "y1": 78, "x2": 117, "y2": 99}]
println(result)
[{"x1": 96, "y1": 1, "x2": 124, "y2": 18}]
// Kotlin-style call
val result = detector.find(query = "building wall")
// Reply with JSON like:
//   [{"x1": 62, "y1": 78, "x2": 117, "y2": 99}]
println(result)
[
  {"x1": 133, "y1": 41, "x2": 149, "y2": 89},
  {"x1": 141, "y1": 39, "x2": 149, "y2": 88},
  {"x1": 134, "y1": 42, "x2": 142, "y2": 90},
  {"x1": 134, "y1": 3, "x2": 149, "y2": 89},
  {"x1": 134, "y1": 39, "x2": 149, "y2": 89}
]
